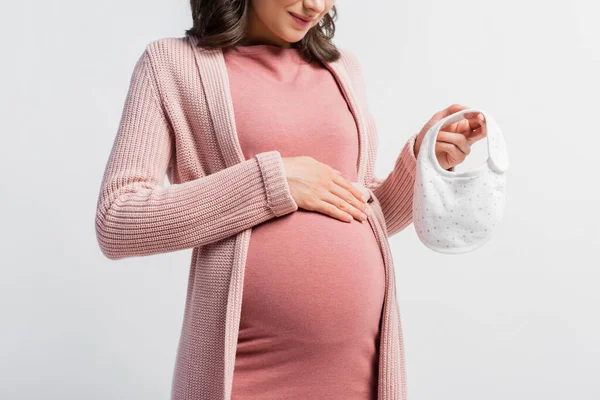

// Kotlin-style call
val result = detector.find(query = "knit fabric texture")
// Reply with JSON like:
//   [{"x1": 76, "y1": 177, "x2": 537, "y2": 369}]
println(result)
[{"x1": 95, "y1": 35, "x2": 418, "y2": 400}]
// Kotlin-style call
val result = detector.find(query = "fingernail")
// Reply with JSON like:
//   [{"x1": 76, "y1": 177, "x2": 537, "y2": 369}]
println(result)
[{"x1": 360, "y1": 212, "x2": 367, "y2": 220}]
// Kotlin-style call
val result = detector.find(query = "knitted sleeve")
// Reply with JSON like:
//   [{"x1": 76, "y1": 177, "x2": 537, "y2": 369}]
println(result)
[
  {"x1": 95, "y1": 50, "x2": 298, "y2": 260},
  {"x1": 342, "y1": 49, "x2": 418, "y2": 238}
]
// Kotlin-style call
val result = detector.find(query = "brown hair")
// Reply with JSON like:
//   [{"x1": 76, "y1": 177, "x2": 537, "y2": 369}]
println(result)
[{"x1": 185, "y1": 0, "x2": 340, "y2": 64}]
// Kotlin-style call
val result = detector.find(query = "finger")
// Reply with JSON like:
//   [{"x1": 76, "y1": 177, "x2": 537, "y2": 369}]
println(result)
[
  {"x1": 313, "y1": 197, "x2": 356, "y2": 223},
  {"x1": 445, "y1": 117, "x2": 486, "y2": 144},
  {"x1": 463, "y1": 112, "x2": 485, "y2": 122},
  {"x1": 351, "y1": 181, "x2": 372, "y2": 203},
  {"x1": 321, "y1": 191, "x2": 368, "y2": 222},
  {"x1": 315, "y1": 200, "x2": 355, "y2": 222},
  {"x1": 436, "y1": 130, "x2": 470, "y2": 155},
  {"x1": 435, "y1": 141, "x2": 467, "y2": 166},
  {"x1": 461, "y1": 117, "x2": 488, "y2": 144},
  {"x1": 440, "y1": 110, "x2": 474, "y2": 134},
  {"x1": 441, "y1": 117, "x2": 469, "y2": 133},
  {"x1": 463, "y1": 117, "x2": 482, "y2": 132},
  {"x1": 328, "y1": 184, "x2": 368, "y2": 216},
  {"x1": 331, "y1": 173, "x2": 368, "y2": 204},
  {"x1": 438, "y1": 106, "x2": 483, "y2": 133}
]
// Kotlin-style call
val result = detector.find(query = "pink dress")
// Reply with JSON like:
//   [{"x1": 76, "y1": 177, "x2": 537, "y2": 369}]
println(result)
[{"x1": 224, "y1": 44, "x2": 386, "y2": 400}]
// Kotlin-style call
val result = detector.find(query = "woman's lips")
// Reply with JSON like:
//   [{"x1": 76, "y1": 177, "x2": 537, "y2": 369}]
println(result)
[{"x1": 289, "y1": 12, "x2": 311, "y2": 27}]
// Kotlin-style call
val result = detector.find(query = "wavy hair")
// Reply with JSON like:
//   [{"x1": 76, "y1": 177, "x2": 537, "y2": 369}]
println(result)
[{"x1": 185, "y1": 0, "x2": 340, "y2": 63}]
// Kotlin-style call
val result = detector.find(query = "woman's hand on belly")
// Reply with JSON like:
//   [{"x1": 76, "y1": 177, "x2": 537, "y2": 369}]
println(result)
[{"x1": 282, "y1": 156, "x2": 370, "y2": 223}]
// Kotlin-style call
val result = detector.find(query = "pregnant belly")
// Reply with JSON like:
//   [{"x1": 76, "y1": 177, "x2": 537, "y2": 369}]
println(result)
[{"x1": 239, "y1": 208, "x2": 386, "y2": 342}]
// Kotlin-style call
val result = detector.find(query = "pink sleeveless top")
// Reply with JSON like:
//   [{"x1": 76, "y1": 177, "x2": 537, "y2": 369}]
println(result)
[{"x1": 224, "y1": 44, "x2": 386, "y2": 400}]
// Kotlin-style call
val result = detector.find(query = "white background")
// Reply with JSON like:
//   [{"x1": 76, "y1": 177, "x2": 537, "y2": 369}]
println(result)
[{"x1": 2, "y1": 0, "x2": 599, "y2": 399}]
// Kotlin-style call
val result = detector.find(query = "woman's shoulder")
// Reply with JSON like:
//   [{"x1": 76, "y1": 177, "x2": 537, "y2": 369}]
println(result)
[
  {"x1": 141, "y1": 36, "x2": 193, "y2": 62},
  {"x1": 134, "y1": 36, "x2": 199, "y2": 84}
]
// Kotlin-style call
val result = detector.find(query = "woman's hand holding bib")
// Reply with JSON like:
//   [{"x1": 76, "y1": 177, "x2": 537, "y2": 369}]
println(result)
[{"x1": 414, "y1": 103, "x2": 488, "y2": 170}]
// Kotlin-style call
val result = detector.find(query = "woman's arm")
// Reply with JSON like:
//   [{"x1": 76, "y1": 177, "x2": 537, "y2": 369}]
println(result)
[
  {"x1": 365, "y1": 123, "x2": 418, "y2": 238},
  {"x1": 95, "y1": 49, "x2": 297, "y2": 260}
]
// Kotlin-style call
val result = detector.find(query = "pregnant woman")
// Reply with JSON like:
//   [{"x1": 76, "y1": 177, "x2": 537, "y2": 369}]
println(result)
[{"x1": 94, "y1": 1, "x2": 487, "y2": 399}]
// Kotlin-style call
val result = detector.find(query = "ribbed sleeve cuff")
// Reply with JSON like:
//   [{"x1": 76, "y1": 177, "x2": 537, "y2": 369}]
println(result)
[
  {"x1": 255, "y1": 150, "x2": 298, "y2": 217},
  {"x1": 398, "y1": 133, "x2": 418, "y2": 177}
]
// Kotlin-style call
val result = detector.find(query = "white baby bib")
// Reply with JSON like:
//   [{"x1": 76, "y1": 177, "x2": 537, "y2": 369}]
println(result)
[{"x1": 412, "y1": 108, "x2": 509, "y2": 254}]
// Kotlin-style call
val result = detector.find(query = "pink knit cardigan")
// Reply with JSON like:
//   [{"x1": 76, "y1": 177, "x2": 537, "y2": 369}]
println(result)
[{"x1": 95, "y1": 34, "x2": 418, "y2": 400}]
